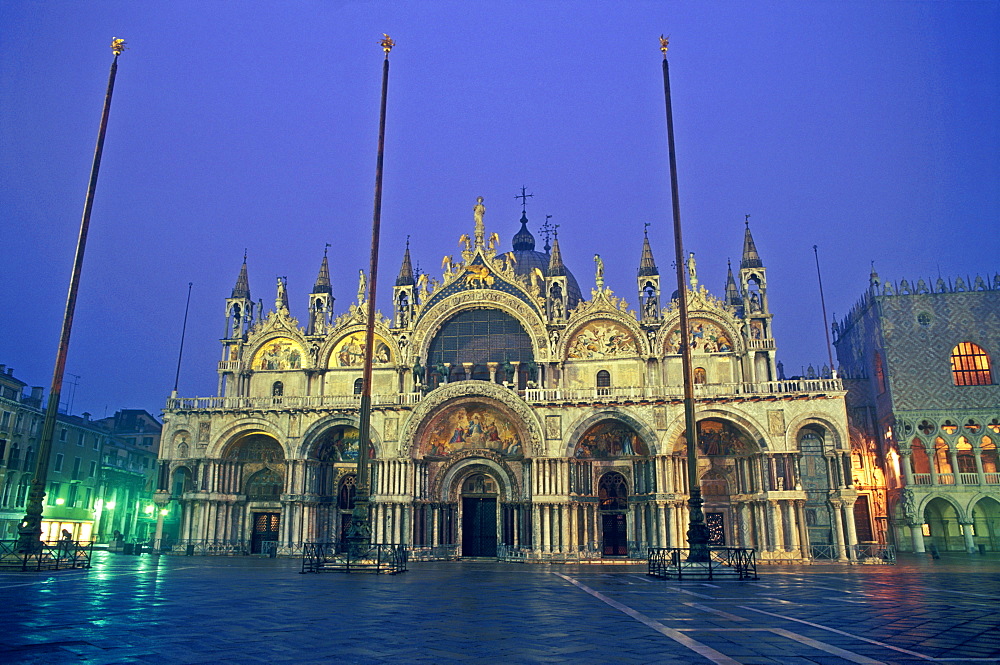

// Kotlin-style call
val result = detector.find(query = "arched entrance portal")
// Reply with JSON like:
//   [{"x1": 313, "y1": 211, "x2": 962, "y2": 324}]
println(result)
[
  {"x1": 599, "y1": 472, "x2": 628, "y2": 556},
  {"x1": 461, "y1": 472, "x2": 499, "y2": 557}
]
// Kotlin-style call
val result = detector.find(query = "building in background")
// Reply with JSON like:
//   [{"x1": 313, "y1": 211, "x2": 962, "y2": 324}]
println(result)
[
  {"x1": 160, "y1": 202, "x2": 856, "y2": 561},
  {"x1": 0, "y1": 365, "x2": 105, "y2": 542},
  {"x1": 0, "y1": 367, "x2": 163, "y2": 544},
  {"x1": 94, "y1": 409, "x2": 164, "y2": 544},
  {"x1": 834, "y1": 269, "x2": 1000, "y2": 553}
]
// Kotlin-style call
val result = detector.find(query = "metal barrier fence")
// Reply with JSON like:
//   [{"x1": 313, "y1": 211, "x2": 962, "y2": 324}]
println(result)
[
  {"x1": 406, "y1": 544, "x2": 459, "y2": 561},
  {"x1": 647, "y1": 547, "x2": 758, "y2": 580},
  {"x1": 0, "y1": 539, "x2": 94, "y2": 572},
  {"x1": 497, "y1": 544, "x2": 606, "y2": 562},
  {"x1": 855, "y1": 543, "x2": 896, "y2": 564},
  {"x1": 301, "y1": 542, "x2": 408, "y2": 574}
]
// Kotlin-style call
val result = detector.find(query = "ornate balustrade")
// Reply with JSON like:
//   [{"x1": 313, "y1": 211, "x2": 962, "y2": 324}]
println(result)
[
  {"x1": 959, "y1": 472, "x2": 980, "y2": 485},
  {"x1": 525, "y1": 378, "x2": 843, "y2": 403},
  {"x1": 165, "y1": 392, "x2": 422, "y2": 412},
  {"x1": 168, "y1": 378, "x2": 843, "y2": 413}
]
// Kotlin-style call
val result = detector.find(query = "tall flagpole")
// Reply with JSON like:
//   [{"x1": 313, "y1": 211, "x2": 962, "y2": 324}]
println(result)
[
  {"x1": 348, "y1": 34, "x2": 394, "y2": 554},
  {"x1": 813, "y1": 246, "x2": 836, "y2": 377},
  {"x1": 660, "y1": 36, "x2": 710, "y2": 562},
  {"x1": 173, "y1": 282, "x2": 194, "y2": 395},
  {"x1": 17, "y1": 39, "x2": 128, "y2": 552}
]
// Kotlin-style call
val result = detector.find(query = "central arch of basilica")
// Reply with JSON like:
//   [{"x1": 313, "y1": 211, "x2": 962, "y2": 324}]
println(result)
[{"x1": 160, "y1": 198, "x2": 856, "y2": 561}]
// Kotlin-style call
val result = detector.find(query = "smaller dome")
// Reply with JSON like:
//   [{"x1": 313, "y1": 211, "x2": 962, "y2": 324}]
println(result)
[{"x1": 512, "y1": 212, "x2": 535, "y2": 251}]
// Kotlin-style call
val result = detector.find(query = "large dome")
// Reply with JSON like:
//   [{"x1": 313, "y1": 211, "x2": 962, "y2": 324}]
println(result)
[{"x1": 509, "y1": 214, "x2": 582, "y2": 310}]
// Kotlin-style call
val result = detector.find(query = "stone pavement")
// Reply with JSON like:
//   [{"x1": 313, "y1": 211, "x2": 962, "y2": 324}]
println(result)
[{"x1": 0, "y1": 552, "x2": 998, "y2": 664}]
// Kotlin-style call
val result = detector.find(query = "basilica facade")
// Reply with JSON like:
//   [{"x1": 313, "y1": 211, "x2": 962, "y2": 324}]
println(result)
[{"x1": 159, "y1": 201, "x2": 856, "y2": 561}]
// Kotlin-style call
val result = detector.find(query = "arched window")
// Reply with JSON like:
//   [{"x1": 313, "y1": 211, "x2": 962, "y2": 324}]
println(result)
[
  {"x1": 596, "y1": 370, "x2": 611, "y2": 395},
  {"x1": 956, "y1": 437, "x2": 977, "y2": 473},
  {"x1": 981, "y1": 437, "x2": 998, "y2": 474},
  {"x1": 911, "y1": 439, "x2": 930, "y2": 474},
  {"x1": 950, "y1": 342, "x2": 992, "y2": 386},
  {"x1": 245, "y1": 468, "x2": 283, "y2": 499},
  {"x1": 598, "y1": 472, "x2": 628, "y2": 511},
  {"x1": 934, "y1": 438, "x2": 952, "y2": 474},
  {"x1": 427, "y1": 308, "x2": 534, "y2": 388},
  {"x1": 353, "y1": 378, "x2": 363, "y2": 395},
  {"x1": 338, "y1": 474, "x2": 357, "y2": 510},
  {"x1": 271, "y1": 381, "x2": 283, "y2": 397},
  {"x1": 693, "y1": 367, "x2": 707, "y2": 384}
]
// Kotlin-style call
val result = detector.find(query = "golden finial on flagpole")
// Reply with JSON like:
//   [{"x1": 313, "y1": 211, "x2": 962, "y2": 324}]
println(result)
[
  {"x1": 659, "y1": 34, "x2": 669, "y2": 58},
  {"x1": 380, "y1": 34, "x2": 395, "y2": 54},
  {"x1": 111, "y1": 38, "x2": 127, "y2": 56}
]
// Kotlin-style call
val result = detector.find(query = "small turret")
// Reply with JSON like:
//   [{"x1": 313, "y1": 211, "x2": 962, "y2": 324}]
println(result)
[
  {"x1": 393, "y1": 238, "x2": 416, "y2": 329},
  {"x1": 307, "y1": 248, "x2": 334, "y2": 335},
  {"x1": 546, "y1": 230, "x2": 568, "y2": 321},
  {"x1": 637, "y1": 226, "x2": 661, "y2": 323},
  {"x1": 225, "y1": 253, "x2": 254, "y2": 339},
  {"x1": 738, "y1": 216, "x2": 776, "y2": 382}
]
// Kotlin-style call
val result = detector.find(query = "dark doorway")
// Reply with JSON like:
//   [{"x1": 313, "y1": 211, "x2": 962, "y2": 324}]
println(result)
[
  {"x1": 462, "y1": 498, "x2": 497, "y2": 556},
  {"x1": 250, "y1": 512, "x2": 280, "y2": 554},
  {"x1": 706, "y1": 512, "x2": 726, "y2": 546},
  {"x1": 602, "y1": 513, "x2": 628, "y2": 556}
]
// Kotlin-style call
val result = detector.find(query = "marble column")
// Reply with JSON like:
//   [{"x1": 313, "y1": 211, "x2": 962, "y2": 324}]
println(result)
[
  {"x1": 830, "y1": 500, "x2": 847, "y2": 560},
  {"x1": 910, "y1": 524, "x2": 926, "y2": 553},
  {"x1": 961, "y1": 522, "x2": 976, "y2": 553}
]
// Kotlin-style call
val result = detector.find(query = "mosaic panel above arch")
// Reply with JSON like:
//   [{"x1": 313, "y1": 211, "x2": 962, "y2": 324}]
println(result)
[
  {"x1": 331, "y1": 332, "x2": 392, "y2": 368},
  {"x1": 566, "y1": 319, "x2": 638, "y2": 359},
  {"x1": 675, "y1": 418, "x2": 756, "y2": 456},
  {"x1": 573, "y1": 420, "x2": 650, "y2": 459},
  {"x1": 222, "y1": 433, "x2": 285, "y2": 462},
  {"x1": 252, "y1": 337, "x2": 305, "y2": 370},
  {"x1": 418, "y1": 400, "x2": 524, "y2": 459},
  {"x1": 309, "y1": 425, "x2": 375, "y2": 462},
  {"x1": 664, "y1": 318, "x2": 735, "y2": 355}
]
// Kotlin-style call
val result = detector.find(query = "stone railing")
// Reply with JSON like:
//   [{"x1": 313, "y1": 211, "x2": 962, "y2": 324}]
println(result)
[
  {"x1": 167, "y1": 378, "x2": 843, "y2": 413},
  {"x1": 524, "y1": 378, "x2": 843, "y2": 403},
  {"x1": 165, "y1": 393, "x2": 422, "y2": 412},
  {"x1": 910, "y1": 472, "x2": 999, "y2": 487}
]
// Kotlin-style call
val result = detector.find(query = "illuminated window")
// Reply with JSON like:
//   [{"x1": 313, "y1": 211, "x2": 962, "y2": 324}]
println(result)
[
  {"x1": 956, "y1": 437, "x2": 976, "y2": 473},
  {"x1": 950, "y1": 342, "x2": 992, "y2": 386},
  {"x1": 934, "y1": 438, "x2": 952, "y2": 474},
  {"x1": 911, "y1": 439, "x2": 930, "y2": 474},
  {"x1": 693, "y1": 367, "x2": 707, "y2": 384},
  {"x1": 981, "y1": 437, "x2": 997, "y2": 474}
]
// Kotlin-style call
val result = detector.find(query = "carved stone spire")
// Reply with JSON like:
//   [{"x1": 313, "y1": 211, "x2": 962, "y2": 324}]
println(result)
[
  {"x1": 232, "y1": 253, "x2": 251, "y2": 299},
  {"x1": 741, "y1": 217, "x2": 762, "y2": 269},
  {"x1": 313, "y1": 248, "x2": 332, "y2": 295},
  {"x1": 396, "y1": 237, "x2": 415, "y2": 286},
  {"x1": 638, "y1": 226, "x2": 658, "y2": 276},
  {"x1": 547, "y1": 229, "x2": 566, "y2": 277},
  {"x1": 725, "y1": 259, "x2": 740, "y2": 306}
]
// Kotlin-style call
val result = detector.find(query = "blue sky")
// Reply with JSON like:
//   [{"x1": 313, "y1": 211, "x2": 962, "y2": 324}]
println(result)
[{"x1": 1, "y1": 1, "x2": 997, "y2": 417}]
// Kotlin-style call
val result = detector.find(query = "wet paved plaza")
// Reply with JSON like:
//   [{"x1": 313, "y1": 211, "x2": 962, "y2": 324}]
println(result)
[{"x1": 1, "y1": 552, "x2": 998, "y2": 664}]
